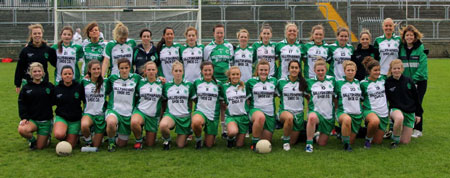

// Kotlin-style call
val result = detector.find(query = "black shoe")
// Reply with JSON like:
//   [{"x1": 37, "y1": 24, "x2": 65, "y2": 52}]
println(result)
[
  {"x1": 163, "y1": 141, "x2": 171, "y2": 150},
  {"x1": 390, "y1": 142, "x2": 398, "y2": 149},
  {"x1": 221, "y1": 133, "x2": 227, "y2": 139},
  {"x1": 195, "y1": 140, "x2": 202, "y2": 150},
  {"x1": 29, "y1": 140, "x2": 37, "y2": 150},
  {"x1": 227, "y1": 139, "x2": 234, "y2": 148},
  {"x1": 344, "y1": 143, "x2": 352, "y2": 152}
]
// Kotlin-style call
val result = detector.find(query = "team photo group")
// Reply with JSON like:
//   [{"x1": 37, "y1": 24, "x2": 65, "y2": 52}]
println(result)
[{"x1": 14, "y1": 17, "x2": 427, "y2": 153}]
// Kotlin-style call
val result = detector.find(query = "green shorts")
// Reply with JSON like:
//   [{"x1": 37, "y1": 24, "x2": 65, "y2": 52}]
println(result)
[
  {"x1": 309, "y1": 111, "x2": 334, "y2": 136},
  {"x1": 55, "y1": 115, "x2": 81, "y2": 135},
  {"x1": 278, "y1": 110, "x2": 305, "y2": 131},
  {"x1": 30, "y1": 119, "x2": 52, "y2": 136},
  {"x1": 363, "y1": 110, "x2": 389, "y2": 131},
  {"x1": 83, "y1": 113, "x2": 106, "y2": 134},
  {"x1": 249, "y1": 108, "x2": 276, "y2": 133},
  {"x1": 164, "y1": 112, "x2": 192, "y2": 135},
  {"x1": 193, "y1": 111, "x2": 219, "y2": 135},
  {"x1": 133, "y1": 109, "x2": 158, "y2": 133},
  {"x1": 391, "y1": 108, "x2": 415, "y2": 128},
  {"x1": 337, "y1": 111, "x2": 363, "y2": 134},
  {"x1": 225, "y1": 115, "x2": 250, "y2": 134},
  {"x1": 106, "y1": 110, "x2": 131, "y2": 136}
]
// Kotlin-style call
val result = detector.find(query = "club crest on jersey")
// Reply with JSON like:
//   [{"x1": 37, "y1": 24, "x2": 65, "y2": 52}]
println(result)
[
  {"x1": 45, "y1": 88, "x2": 50, "y2": 94},
  {"x1": 74, "y1": 92, "x2": 79, "y2": 99},
  {"x1": 44, "y1": 53, "x2": 49, "y2": 59}
]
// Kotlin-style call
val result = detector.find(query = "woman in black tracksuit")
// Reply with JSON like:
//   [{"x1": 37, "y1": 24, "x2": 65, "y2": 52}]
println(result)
[
  {"x1": 53, "y1": 65, "x2": 85, "y2": 148},
  {"x1": 18, "y1": 62, "x2": 54, "y2": 150},
  {"x1": 351, "y1": 29, "x2": 379, "y2": 81},
  {"x1": 385, "y1": 59, "x2": 423, "y2": 148},
  {"x1": 133, "y1": 28, "x2": 158, "y2": 75}
]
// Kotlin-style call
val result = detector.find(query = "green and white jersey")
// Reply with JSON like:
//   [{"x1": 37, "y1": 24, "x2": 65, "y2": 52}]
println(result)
[
  {"x1": 233, "y1": 46, "x2": 255, "y2": 82},
  {"x1": 193, "y1": 79, "x2": 221, "y2": 121},
  {"x1": 252, "y1": 41, "x2": 277, "y2": 77},
  {"x1": 204, "y1": 40, "x2": 234, "y2": 82},
  {"x1": 136, "y1": 78, "x2": 163, "y2": 117},
  {"x1": 335, "y1": 78, "x2": 362, "y2": 115},
  {"x1": 105, "y1": 73, "x2": 141, "y2": 117},
  {"x1": 246, "y1": 76, "x2": 278, "y2": 116},
  {"x1": 276, "y1": 39, "x2": 302, "y2": 79},
  {"x1": 51, "y1": 42, "x2": 84, "y2": 82},
  {"x1": 221, "y1": 82, "x2": 249, "y2": 116},
  {"x1": 163, "y1": 80, "x2": 195, "y2": 117},
  {"x1": 360, "y1": 76, "x2": 389, "y2": 117},
  {"x1": 159, "y1": 43, "x2": 182, "y2": 81},
  {"x1": 82, "y1": 39, "x2": 107, "y2": 75},
  {"x1": 306, "y1": 76, "x2": 335, "y2": 119},
  {"x1": 180, "y1": 44, "x2": 204, "y2": 83},
  {"x1": 328, "y1": 41, "x2": 354, "y2": 80},
  {"x1": 302, "y1": 41, "x2": 329, "y2": 79},
  {"x1": 81, "y1": 78, "x2": 107, "y2": 116},
  {"x1": 103, "y1": 39, "x2": 137, "y2": 75},
  {"x1": 374, "y1": 34, "x2": 401, "y2": 75},
  {"x1": 277, "y1": 76, "x2": 304, "y2": 113}
]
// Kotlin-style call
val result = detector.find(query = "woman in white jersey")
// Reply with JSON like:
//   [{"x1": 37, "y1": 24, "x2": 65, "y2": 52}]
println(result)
[
  {"x1": 159, "y1": 61, "x2": 195, "y2": 150},
  {"x1": 223, "y1": 66, "x2": 249, "y2": 148},
  {"x1": 360, "y1": 57, "x2": 386, "y2": 146},
  {"x1": 233, "y1": 29, "x2": 254, "y2": 82},
  {"x1": 252, "y1": 24, "x2": 277, "y2": 78},
  {"x1": 80, "y1": 60, "x2": 107, "y2": 148},
  {"x1": 104, "y1": 58, "x2": 141, "y2": 152},
  {"x1": 156, "y1": 27, "x2": 182, "y2": 82},
  {"x1": 304, "y1": 58, "x2": 335, "y2": 153},
  {"x1": 328, "y1": 27, "x2": 354, "y2": 80},
  {"x1": 130, "y1": 61, "x2": 164, "y2": 150},
  {"x1": 277, "y1": 60, "x2": 307, "y2": 151},
  {"x1": 191, "y1": 61, "x2": 221, "y2": 149},
  {"x1": 276, "y1": 23, "x2": 302, "y2": 79},
  {"x1": 102, "y1": 22, "x2": 136, "y2": 77},
  {"x1": 374, "y1": 18, "x2": 401, "y2": 75},
  {"x1": 302, "y1": 25, "x2": 329, "y2": 79},
  {"x1": 246, "y1": 59, "x2": 278, "y2": 151},
  {"x1": 51, "y1": 26, "x2": 83, "y2": 84},
  {"x1": 335, "y1": 60, "x2": 363, "y2": 152},
  {"x1": 180, "y1": 27, "x2": 204, "y2": 83}
]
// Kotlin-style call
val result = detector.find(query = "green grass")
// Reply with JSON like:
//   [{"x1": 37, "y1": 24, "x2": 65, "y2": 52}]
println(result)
[{"x1": 1, "y1": 59, "x2": 450, "y2": 177}]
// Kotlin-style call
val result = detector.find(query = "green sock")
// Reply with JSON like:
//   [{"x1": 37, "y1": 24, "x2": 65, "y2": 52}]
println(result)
[
  {"x1": 306, "y1": 140, "x2": 313, "y2": 145},
  {"x1": 135, "y1": 138, "x2": 143, "y2": 143},
  {"x1": 108, "y1": 137, "x2": 115, "y2": 144},
  {"x1": 365, "y1": 136, "x2": 373, "y2": 142},
  {"x1": 282, "y1": 136, "x2": 290, "y2": 144},
  {"x1": 342, "y1": 136, "x2": 350, "y2": 144},
  {"x1": 252, "y1": 137, "x2": 260, "y2": 144},
  {"x1": 392, "y1": 135, "x2": 400, "y2": 144},
  {"x1": 28, "y1": 136, "x2": 36, "y2": 143},
  {"x1": 195, "y1": 136, "x2": 202, "y2": 142}
]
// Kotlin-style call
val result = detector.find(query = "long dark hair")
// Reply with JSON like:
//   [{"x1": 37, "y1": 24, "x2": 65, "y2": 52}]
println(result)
[
  {"x1": 288, "y1": 60, "x2": 307, "y2": 92},
  {"x1": 157, "y1": 27, "x2": 174, "y2": 56},
  {"x1": 58, "y1": 26, "x2": 74, "y2": 53},
  {"x1": 87, "y1": 60, "x2": 104, "y2": 93},
  {"x1": 200, "y1": 61, "x2": 217, "y2": 84}
]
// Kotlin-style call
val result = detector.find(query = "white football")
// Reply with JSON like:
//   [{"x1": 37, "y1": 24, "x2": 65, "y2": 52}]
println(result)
[
  {"x1": 255, "y1": 139, "x2": 272, "y2": 153},
  {"x1": 56, "y1": 141, "x2": 72, "y2": 156}
]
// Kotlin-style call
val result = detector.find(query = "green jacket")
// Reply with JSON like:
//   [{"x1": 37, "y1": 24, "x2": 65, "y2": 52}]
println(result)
[{"x1": 399, "y1": 40, "x2": 428, "y2": 82}]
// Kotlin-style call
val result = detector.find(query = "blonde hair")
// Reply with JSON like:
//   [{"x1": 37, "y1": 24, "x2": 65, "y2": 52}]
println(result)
[
  {"x1": 400, "y1": 25, "x2": 423, "y2": 44},
  {"x1": 236, "y1": 29, "x2": 249, "y2": 39},
  {"x1": 141, "y1": 61, "x2": 157, "y2": 76},
  {"x1": 284, "y1": 23, "x2": 298, "y2": 38},
  {"x1": 113, "y1": 21, "x2": 129, "y2": 41},
  {"x1": 343, "y1": 60, "x2": 357, "y2": 71},
  {"x1": 359, "y1": 28, "x2": 372, "y2": 39},
  {"x1": 28, "y1": 62, "x2": 45, "y2": 78},
  {"x1": 172, "y1": 60, "x2": 184, "y2": 72},
  {"x1": 382, "y1": 18, "x2": 394, "y2": 26},
  {"x1": 309, "y1": 24, "x2": 325, "y2": 41},
  {"x1": 259, "y1": 24, "x2": 272, "y2": 41},
  {"x1": 226, "y1": 66, "x2": 245, "y2": 90},
  {"x1": 387, "y1": 59, "x2": 403, "y2": 77},
  {"x1": 314, "y1": 57, "x2": 327, "y2": 70},
  {"x1": 254, "y1": 59, "x2": 270, "y2": 77},
  {"x1": 27, "y1": 24, "x2": 45, "y2": 43}
]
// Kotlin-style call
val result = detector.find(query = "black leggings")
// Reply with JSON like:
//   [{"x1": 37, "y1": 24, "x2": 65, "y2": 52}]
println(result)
[{"x1": 414, "y1": 80, "x2": 427, "y2": 131}]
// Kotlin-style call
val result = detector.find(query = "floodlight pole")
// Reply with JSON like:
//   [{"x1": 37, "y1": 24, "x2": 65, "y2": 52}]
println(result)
[
  {"x1": 198, "y1": 0, "x2": 202, "y2": 44},
  {"x1": 54, "y1": 0, "x2": 58, "y2": 43}
]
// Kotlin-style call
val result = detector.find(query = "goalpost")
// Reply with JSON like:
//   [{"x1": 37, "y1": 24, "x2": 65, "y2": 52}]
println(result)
[{"x1": 53, "y1": 0, "x2": 202, "y2": 43}]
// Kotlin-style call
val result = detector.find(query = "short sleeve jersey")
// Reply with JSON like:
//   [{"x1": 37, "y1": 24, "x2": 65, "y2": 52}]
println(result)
[
  {"x1": 81, "y1": 78, "x2": 107, "y2": 116},
  {"x1": 302, "y1": 41, "x2": 329, "y2": 79},
  {"x1": 246, "y1": 76, "x2": 278, "y2": 116},
  {"x1": 328, "y1": 41, "x2": 354, "y2": 80},
  {"x1": 252, "y1": 41, "x2": 277, "y2": 77},
  {"x1": 374, "y1": 34, "x2": 401, "y2": 75},
  {"x1": 335, "y1": 78, "x2": 363, "y2": 115},
  {"x1": 221, "y1": 82, "x2": 249, "y2": 116},
  {"x1": 180, "y1": 44, "x2": 204, "y2": 83},
  {"x1": 163, "y1": 80, "x2": 195, "y2": 117},
  {"x1": 82, "y1": 39, "x2": 107, "y2": 75},
  {"x1": 360, "y1": 76, "x2": 389, "y2": 117},
  {"x1": 103, "y1": 39, "x2": 137, "y2": 75},
  {"x1": 193, "y1": 79, "x2": 221, "y2": 121},
  {"x1": 204, "y1": 41, "x2": 234, "y2": 82},
  {"x1": 51, "y1": 42, "x2": 84, "y2": 82},
  {"x1": 136, "y1": 78, "x2": 164, "y2": 117},
  {"x1": 233, "y1": 46, "x2": 255, "y2": 82},
  {"x1": 306, "y1": 76, "x2": 335, "y2": 119},
  {"x1": 277, "y1": 76, "x2": 305, "y2": 113},
  {"x1": 159, "y1": 43, "x2": 182, "y2": 81},
  {"x1": 105, "y1": 73, "x2": 141, "y2": 116},
  {"x1": 276, "y1": 39, "x2": 302, "y2": 79}
]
